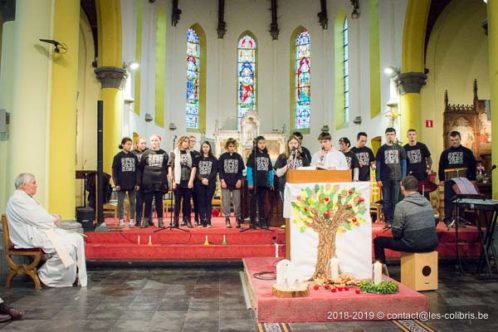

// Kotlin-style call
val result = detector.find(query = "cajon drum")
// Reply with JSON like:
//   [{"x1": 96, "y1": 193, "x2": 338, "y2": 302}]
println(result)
[{"x1": 401, "y1": 251, "x2": 438, "y2": 291}]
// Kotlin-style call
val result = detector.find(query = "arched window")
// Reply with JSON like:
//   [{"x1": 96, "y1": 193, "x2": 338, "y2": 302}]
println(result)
[
  {"x1": 186, "y1": 28, "x2": 200, "y2": 129},
  {"x1": 342, "y1": 17, "x2": 350, "y2": 124},
  {"x1": 237, "y1": 33, "x2": 257, "y2": 129},
  {"x1": 293, "y1": 29, "x2": 311, "y2": 130}
]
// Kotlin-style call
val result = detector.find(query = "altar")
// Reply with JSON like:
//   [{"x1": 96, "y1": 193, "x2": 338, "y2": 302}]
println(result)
[{"x1": 213, "y1": 111, "x2": 286, "y2": 162}]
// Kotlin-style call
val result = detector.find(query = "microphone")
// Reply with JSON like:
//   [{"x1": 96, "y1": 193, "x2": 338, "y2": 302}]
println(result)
[{"x1": 490, "y1": 165, "x2": 497, "y2": 172}]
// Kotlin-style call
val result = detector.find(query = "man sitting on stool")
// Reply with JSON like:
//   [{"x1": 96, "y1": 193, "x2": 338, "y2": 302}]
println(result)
[{"x1": 374, "y1": 176, "x2": 438, "y2": 268}]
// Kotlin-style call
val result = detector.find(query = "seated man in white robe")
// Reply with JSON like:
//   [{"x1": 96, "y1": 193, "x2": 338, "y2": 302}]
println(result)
[{"x1": 6, "y1": 173, "x2": 87, "y2": 288}]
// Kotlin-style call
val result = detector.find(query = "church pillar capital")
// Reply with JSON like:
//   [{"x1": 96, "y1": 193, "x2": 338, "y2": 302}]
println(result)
[
  {"x1": 94, "y1": 66, "x2": 127, "y2": 89},
  {"x1": 396, "y1": 72, "x2": 427, "y2": 94}
]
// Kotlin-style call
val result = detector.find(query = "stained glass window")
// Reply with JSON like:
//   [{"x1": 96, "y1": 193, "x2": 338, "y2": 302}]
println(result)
[
  {"x1": 237, "y1": 35, "x2": 257, "y2": 129},
  {"x1": 295, "y1": 30, "x2": 311, "y2": 130},
  {"x1": 186, "y1": 28, "x2": 200, "y2": 129},
  {"x1": 342, "y1": 18, "x2": 350, "y2": 123}
]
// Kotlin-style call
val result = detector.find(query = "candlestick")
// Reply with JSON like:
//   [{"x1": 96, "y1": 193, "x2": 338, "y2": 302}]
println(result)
[
  {"x1": 330, "y1": 257, "x2": 339, "y2": 280},
  {"x1": 373, "y1": 261, "x2": 382, "y2": 285}
]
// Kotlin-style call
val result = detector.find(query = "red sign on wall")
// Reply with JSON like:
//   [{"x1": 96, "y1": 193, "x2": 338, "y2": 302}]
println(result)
[{"x1": 425, "y1": 120, "x2": 433, "y2": 128}]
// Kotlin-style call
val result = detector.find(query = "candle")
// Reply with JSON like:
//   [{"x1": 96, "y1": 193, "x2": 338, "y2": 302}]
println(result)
[
  {"x1": 274, "y1": 243, "x2": 279, "y2": 258},
  {"x1": 148, "y1": 235, "x2": 152, "y2": 246},
  {"x1": 330, "y1": 257, "x2": 339, "y2": 280},
  {"x1": 373, "y1": 261, "x2": 382, "y2": 285},
  {"x1": 276, "y1": 259, "x2": 290, "y2": 287},
  {"x1": 137, "y1": 235, "x2": 141, "y2": 245}
]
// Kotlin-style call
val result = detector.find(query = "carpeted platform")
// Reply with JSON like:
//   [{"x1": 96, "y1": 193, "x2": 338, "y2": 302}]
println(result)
[
  {"x1": 85, "y1": 217, "x2": 286, "y2": 261},
  {"x1": 84, "y1": 217, "x2": 482, "y2": 262},
  {"x1": 243, "y1": 257, "x2": 428, "y2": 323}
]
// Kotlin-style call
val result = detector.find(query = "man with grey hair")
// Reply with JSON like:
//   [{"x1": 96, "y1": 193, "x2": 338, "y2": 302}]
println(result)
[{"x1": 6, "y1": 173, "x2": 87, "y2": 288}]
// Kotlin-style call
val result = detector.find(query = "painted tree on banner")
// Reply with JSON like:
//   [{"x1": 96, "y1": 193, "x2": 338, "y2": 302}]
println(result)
[{"x1": 291, "y1": 184, "x2": 367, "y2": 280}]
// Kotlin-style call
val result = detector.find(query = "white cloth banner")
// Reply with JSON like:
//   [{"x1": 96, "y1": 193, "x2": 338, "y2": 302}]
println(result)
[{"x1": 285, "y1": 182, "x2": 372, "y2": 280}]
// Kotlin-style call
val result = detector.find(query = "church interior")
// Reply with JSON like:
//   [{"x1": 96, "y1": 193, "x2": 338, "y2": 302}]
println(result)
[{"x1": 0, "y1": 0, "x2": 497, "y2": 331}]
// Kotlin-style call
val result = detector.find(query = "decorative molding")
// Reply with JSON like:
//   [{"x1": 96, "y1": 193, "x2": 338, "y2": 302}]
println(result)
[
  {"x1": 318, "y1": 0, "x2": 328, "y2": 30},
  {"x1": 217, "y1": 0, "x2": 226, "y2": 38},
  {"x1": 270, "y1": 0, "x2": 279, "y2": 40},
  {"x1": 396, "y1": 72, "x2": 427, "y2": 94},
  {"x1": 94, "y1": 67, "x2": 127, "y2": 89},
  {"x1": 171, "y1": 0, "x2": 182, "y2": 27},
  {"x1": 350, "y1": 0, "x2": 360, "y2": 19}
]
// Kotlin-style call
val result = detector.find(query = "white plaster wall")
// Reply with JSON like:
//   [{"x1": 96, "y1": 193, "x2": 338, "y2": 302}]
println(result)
[{"x1": 121, "y1": 0, "x2": 408, "y2": 153}]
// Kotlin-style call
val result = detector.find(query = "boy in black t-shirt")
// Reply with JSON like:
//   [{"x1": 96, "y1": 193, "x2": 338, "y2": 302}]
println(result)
[
  {"x1": 403, "y1": 129, "x2": 432, "y2": 198},
  {"x1": 375, "y1": 128, "x2": 407, "y2": 228},
  {"x1": 351, "y1": 132, "x2": 375, "y2": 181},
  {"x1": 438, "y1": 131, "x2": 477, "y2": 227},
  {"x1": 218, "y1": 138, "x2": 245, "y2": 228}
]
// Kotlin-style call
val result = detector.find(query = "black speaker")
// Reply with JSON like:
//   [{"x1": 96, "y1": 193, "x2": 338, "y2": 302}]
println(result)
[{"x1": 76, "y1": 207, "x2": 95, "y2": 231}]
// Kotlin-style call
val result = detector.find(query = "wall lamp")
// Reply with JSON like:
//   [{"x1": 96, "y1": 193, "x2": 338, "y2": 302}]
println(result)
[
  {"x1": 123, "y1": 61, "x2": 139, "y2": 71},
  {"x1": 384, "y1": 66, "x2": 400, "y2": 77},
  {"x1": 39, "y1": 39, "x2": 68, "y2": 54}
]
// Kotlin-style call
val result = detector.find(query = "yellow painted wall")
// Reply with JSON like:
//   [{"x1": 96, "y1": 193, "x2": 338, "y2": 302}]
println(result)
[
  {"x1": 421, "y1": 0, "x2": 488, "y2": 174},
  {"x1": 49, "y1": 0, "x2": 80, "y2": 218}
]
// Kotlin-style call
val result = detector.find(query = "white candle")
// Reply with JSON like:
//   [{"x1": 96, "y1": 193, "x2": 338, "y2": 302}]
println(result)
[
  {"x1": 274, "y1": 243, "x2": 279, "y2": 258},
  {"x1": 373, "y1": 261, "x2": 382, "y2": 285},
  {"x1": 137, "y1": 235, "x2": 141, "y2": 245},
  {"x1": 148, "y1": 235, "x2": 152, "y2": 246},
  {"x1": 330, "y1": 257, "x2": 339, "y2": 280}
]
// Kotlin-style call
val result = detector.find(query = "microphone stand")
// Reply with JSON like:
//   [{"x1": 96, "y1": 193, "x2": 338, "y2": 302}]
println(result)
[{"x1": 155, "y1": 135, "x2": 188, "y2": 234}]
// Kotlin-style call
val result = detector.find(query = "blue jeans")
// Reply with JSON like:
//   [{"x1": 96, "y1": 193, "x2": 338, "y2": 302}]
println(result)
[{"x1": 381, "y1": 179, "x2": 400, "y2": 224}]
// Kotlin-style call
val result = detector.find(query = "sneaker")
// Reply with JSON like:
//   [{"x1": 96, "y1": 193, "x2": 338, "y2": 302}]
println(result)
[{"x1": 129, "y1": 219, "x2": 136, "y2": 227}]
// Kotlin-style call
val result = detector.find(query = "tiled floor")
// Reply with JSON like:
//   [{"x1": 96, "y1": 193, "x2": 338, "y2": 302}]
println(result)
[{"x1": 0, "y1": 262, "x2": 497, "y2": 331}]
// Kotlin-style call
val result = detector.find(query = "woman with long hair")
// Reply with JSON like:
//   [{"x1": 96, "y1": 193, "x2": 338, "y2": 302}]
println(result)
[
  {"x1": 112, "y1": 137, "x2": 139, "y2": 227},
  {"x1": 194, "y1": 141, "x2": 218, "y2": 227},
  {"x1": 275, "y1": 135, "x2": 311, "y2": 201},
  {"x1": 138, "y1": 134, "x2": 169, "y2": 228},
  {"x1": 246, "y1": 136, "x2": 274, "y2": 229},
  {"x1": 169, "y1": 136, "x2": 197, "y2": 228}
]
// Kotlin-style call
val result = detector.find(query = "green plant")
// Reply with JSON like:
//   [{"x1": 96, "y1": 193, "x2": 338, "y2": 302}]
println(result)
[{"x1": 358, "y1": 280, "x2": 398, "y2": 294}]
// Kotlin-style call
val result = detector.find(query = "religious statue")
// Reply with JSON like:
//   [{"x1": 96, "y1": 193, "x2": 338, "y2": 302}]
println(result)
[{"x1": 241, "y1": 111, "x2": 260, "y2": 147}]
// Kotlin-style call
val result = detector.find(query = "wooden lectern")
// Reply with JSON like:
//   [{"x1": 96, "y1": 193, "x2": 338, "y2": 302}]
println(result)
[{"x1": 285, "y1": 169, "x2": 352, "y2": 258}]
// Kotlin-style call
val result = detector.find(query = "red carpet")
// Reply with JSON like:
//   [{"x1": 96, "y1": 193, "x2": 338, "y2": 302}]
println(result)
[
  {"x1": 243, "y1": 257, "x2": 428, "y2": 322},
  {"x1": 85, "y1": 217, "x2": 286, "y2": 261},
  {"x1": 84, "y1": 217, "x2": 482, "y2": 261}
]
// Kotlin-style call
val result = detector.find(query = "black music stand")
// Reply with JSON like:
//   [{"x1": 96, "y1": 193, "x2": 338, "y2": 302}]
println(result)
[
  {"x1": 475, "y1": 201, "x2": 498, "y2": 275},
  {"x1": 154, "y1": 191, "x2": 189, "y2": 234}
]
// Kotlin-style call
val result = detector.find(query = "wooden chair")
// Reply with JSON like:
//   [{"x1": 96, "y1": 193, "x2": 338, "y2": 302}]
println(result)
[{"x1": 1, "y1": 215, "x2": 43, "y2": 289}]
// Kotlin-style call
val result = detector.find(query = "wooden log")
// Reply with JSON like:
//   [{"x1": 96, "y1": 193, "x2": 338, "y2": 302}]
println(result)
[{"x1": 272, "y1": 283, "x2": 310, "y2": 298}]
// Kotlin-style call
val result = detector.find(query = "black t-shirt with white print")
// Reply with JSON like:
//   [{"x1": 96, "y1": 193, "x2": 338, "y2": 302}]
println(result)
[
  {"x1": 112, "y1": 151, "x2": 139, "y2": 191},
  {"x1": 403, "y1": 142, "x2": 431, "y2": 180},
  {"x1": 195, "y1": 155, "x2": 218, "y2": 187},
  {"x1": 350, "y1": 146, "x2": 375, "y2": 181}
]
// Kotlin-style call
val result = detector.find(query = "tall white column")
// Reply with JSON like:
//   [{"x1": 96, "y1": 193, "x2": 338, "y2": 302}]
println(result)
[
  {"x1": 8, "y1": 0, "x2": 53, "y2": 206},
  {"x1": 0, "y1": 1, "x2": 16, "y2": 212}
]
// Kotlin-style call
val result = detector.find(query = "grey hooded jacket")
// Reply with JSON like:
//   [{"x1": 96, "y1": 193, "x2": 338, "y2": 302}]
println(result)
[{"x1": 392, "y1": 192, "x2": 439, "y2": 250}]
